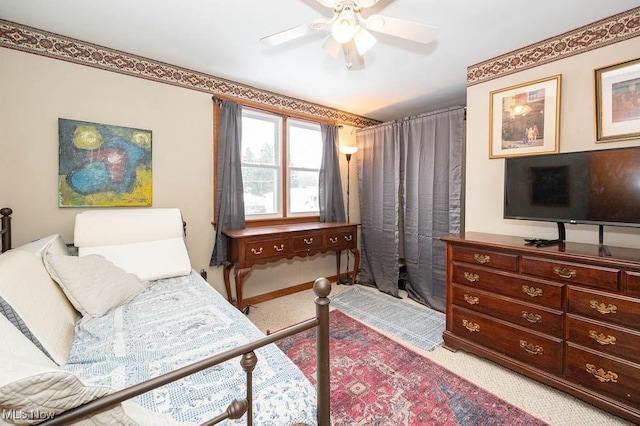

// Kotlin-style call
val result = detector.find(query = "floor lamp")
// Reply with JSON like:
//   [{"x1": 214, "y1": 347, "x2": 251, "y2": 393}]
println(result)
[{"x1": 339, "y1": 145, "x2": 358, "y2": 284}]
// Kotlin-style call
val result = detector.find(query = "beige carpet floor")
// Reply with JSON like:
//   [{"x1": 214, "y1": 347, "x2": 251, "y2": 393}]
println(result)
[{"x1": 246, "y1": 283, "x2": 632, "y2": 426}]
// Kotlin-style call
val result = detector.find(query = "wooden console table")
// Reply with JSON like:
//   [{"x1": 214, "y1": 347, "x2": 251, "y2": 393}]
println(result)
[{"x1": 223, "y1": 222, "x2": 360, "y2": 311}]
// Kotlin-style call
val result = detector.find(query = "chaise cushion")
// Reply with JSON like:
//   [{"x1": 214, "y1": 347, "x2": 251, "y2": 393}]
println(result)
[
  {"x1": 0, "y1": 250, "x2": 77, "y2": 365},
  {"x1": 44, "y1": 254, "x2": 147, "y2": 319}
]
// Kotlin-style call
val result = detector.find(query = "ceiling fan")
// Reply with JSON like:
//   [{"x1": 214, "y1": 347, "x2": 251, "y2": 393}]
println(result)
[{"x1": 260, "y1": 0, "x2": 439, "y2": 70}]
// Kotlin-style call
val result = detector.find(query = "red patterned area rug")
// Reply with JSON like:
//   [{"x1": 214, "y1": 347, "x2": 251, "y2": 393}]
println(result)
[{"x1": 276, "y1": 310, "x2": 548, "y2": 426}]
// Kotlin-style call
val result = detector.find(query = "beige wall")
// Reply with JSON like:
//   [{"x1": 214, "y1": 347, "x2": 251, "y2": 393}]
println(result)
[
  {"x1": 0, "y1": 48, "x2": 359, "y2": 298},
  {"x1": 465, "y1": 36, "x2": 640, "y2": 248}
]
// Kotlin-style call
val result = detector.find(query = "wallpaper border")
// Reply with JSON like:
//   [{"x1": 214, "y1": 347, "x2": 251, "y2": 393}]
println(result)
[
  {"x1": 467, "y1": 7, "x2": 640, "y2": 86},
  {"x1": 0, "y1": 19, "x2": 379, "y2": 128}
]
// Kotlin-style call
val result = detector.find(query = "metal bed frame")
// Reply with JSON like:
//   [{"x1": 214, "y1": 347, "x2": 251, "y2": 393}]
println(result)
[{"x1": 0, "y1": 207, "x2": 331, "y2": 425}]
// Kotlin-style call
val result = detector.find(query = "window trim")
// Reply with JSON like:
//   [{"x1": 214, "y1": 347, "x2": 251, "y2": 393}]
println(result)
[{"x1": 213, "y1": 95, "x2": 335, "y2": 227}]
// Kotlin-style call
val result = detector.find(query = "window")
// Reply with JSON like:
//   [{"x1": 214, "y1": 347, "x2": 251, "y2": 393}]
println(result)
[{"x1": 240, "y1": 108, "x2": 322, "y2": 222}]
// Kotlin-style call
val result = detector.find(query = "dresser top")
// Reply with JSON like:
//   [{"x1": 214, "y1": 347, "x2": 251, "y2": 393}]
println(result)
[
  {"x1": 442, "y1": 232, "x2": 640, "y2": 266},
  {"x1": 224, "y1": 222, "x2": 358, "y2": 238}
]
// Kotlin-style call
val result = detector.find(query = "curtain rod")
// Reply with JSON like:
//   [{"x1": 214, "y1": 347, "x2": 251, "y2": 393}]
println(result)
[{"x1": 356, "y1": 105, "x2": 466, "y2": 133}]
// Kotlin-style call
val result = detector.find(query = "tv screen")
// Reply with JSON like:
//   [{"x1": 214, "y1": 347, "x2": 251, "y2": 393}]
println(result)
[{"x1": 504, "y1": 146, "x2": 640, "y2": 228}]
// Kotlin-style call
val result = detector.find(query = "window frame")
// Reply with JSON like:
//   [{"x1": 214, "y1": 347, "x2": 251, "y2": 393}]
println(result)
[{"x1": 213, "y1": 96, "x2": 335, "y2": 227}]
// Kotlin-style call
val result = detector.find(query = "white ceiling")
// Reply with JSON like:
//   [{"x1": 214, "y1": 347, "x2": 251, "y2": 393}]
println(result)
[{"x1": 1, "y1": 0, "x2": 639, "y2": 122}]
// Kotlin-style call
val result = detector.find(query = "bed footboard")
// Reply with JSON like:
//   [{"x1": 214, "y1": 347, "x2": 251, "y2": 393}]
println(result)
[{"x1": 41, "y1": 277, "x2": 332, "y2": 426}]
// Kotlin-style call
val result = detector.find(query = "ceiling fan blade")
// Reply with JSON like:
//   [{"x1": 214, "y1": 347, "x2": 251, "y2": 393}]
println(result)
[
  {"x1": 365, "y1": 14, "x2": 439, "y2": 44},
  {"x1": 355, "y1": 0, "x2": 381, "y2": 8},
  {"x1": 343, "y1": 40, "x2": 365, "y2": 70},
  {"x1": 316, "y1": 0, "x2": 339, "y2": 7},
  {"x1": 261, "y1": 19, "x2": 330, "y2": 46}
]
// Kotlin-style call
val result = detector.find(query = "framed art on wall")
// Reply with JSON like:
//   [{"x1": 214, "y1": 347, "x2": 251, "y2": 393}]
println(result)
[
  {"x1": 489, "y1": 75, "x2": 561, "y2": 159},
  {"x1": 595, "y1": 57, "x2": 640, "y2": 143},
  {"x1": 58, "y1": 118, "x2": 152, "y2": 207}
]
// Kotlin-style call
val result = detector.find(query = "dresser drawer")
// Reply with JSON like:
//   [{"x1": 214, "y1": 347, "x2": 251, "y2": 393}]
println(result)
[
  {"x1": 453, "y1": 247, "x2": 518, "y2": 272},
  {"x1": 451, "y1": 307, "x2": 563, "y2": 374},
  {"x1": 326, "y1": 229, "x2": 356, "y2": 250},
  {"x1": 567, "y1": 314, "x2": 640, "y2": 365},
  {"x1": 567, "y1": 286, "x2": 640, "y2": 331},
  {"x1": 291, "y1": 232, "x2": 324, "y2": 253},
  {"x1": 624, "y1": 270, "x2": 640, "y2": 297},
  {"x1": 566, "y1": 343, "x2": 640, "y2": 408},
  {"x1": 452, "y1": 263, "x2": 563, "y2": 309},
  {"x1": 451, "y1": 246, "x2": 518, "y2": 272},
  {"x1": 522, "y1": 256, "x2": 619, "y2": 291},
  {"x1": 244, "y1": 238, "x2": 290, "y2": 261},
  {"x1": 452, "y1": 284, "x2": 563, "y2": 338}
]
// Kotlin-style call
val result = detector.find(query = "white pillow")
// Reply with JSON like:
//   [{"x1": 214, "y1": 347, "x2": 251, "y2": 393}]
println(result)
[
  {"x1": 0, "y1": 250, "x2": 77, "y2": 365},
  {"x1": 13, "y1": 234, "x2": 69, "y2": 258},
  {"x1": 74, "y1": 209, "x2": 192, "y2": 281},
  {"x1": 78, "y1": 238, "x2": 191, "y2": 281},
  {"x1": 44, "y1": 254, "x2": 146, "y2": 319}
]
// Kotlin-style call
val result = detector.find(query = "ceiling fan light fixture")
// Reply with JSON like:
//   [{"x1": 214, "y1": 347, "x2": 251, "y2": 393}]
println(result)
[
  {"x1": 331, "y1": 7, "x2": 357, "y2": 43},
  {"x1": 322, "y1": 35, "x2": 343, "y2": 58},
  {"x1": 352, "y1": 26, "x2": 376, "y2": 56}
]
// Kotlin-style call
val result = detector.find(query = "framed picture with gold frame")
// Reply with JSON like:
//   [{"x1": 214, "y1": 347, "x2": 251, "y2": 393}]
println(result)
[
  {"x1": 489, "y1": 75, "x2": 561, "y2": 159},
  {"x1": 595, "y1": 57, "x2": 640, "y2": 143}
]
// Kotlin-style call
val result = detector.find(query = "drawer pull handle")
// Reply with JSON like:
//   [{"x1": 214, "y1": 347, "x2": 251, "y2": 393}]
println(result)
[
  {"x1": 344, "y1": 235, "x2": 353, "y2": 242},
  {"x1": 553, "y1": 267, "x2": 577, "y2": 279},
  {"x1": 522, "y1": 285, "x2": 543, "y2": 298},
  {"x1": 464, "y1": 294, "x2": 479, "y2": 305},
  {"x1": 473, "y1": 254, "x2": 490, "y2": 264},
  {"x1": 329, "y1": 237, "x2": 338, "y2": 243},
  {"x1": 586, "y1": 364, "x2": 618, "y2": 383},
  {"x1": 519, "y1": 340, "x2": 544, "y2": 355},
  {"x1": 251, "y1": 247, "x2": 263, "y2": 255},
  {"x1": 462, "y1": 319, "x2": 480, "y2": 332},
  {"x1": 463, "y1": 272, "x2": 480, "y2": 283},
  {"x1": 588, "y1": 330, "x2": 617, "y2": 346},
  {"x1": 522, "y1": 311, "x2": 542, "y2": 324},
  {"x1": 589, "y1": 300, "x2": 617, "y2": 315},
  {"x1": 304, "y1": 238, "x2": 314, "y2": 245},
  {"x1": 273, "y1": 244, "x2": 285, "y2": 252}
]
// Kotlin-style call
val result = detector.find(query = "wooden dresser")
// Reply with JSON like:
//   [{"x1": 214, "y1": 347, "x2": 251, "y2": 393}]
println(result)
[
  {"x1": 442, "y1": 232, "x2": 640, "y2": 423},
  {"x1": 224, "y1": 222, "x2": 359, "y2": 311}
]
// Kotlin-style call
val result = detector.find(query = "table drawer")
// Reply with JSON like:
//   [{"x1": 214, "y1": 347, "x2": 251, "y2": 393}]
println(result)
[
  {"x1": 452, "y1": 284, "x2": 563, "y2": 338},
  {"x1": 292, "y1": 232, "x2": 324, "y2": 253},
  {"x1": 624, "y1": 270, "x2": 640, "y2": 297},
  {"x1": 567, "y1": 286, "x2": 640, "y2": 331},
  {"x1": 452, "y1": 246, "x2": 518, "y2": 272},
  {"x1": 244, "y1": 238, "x2": 290, "y2": 261},
  {"x1": 522, "y1": 256, "x2": 619, "y2": 291},
  {"x1": 566, "y1": 343, "x2": 640, "y2": 408},
  {"x1": 326, "y1": 229, "x2": 356, "y2": 250},
  {"x1": 567, "y1": 314, "x2": 640, "y2": 364},
  {"x1": 452, "y1": 263, "x2": 563, "y2": 309},
  {"x1": 451, "y1": 307, "x2": 563, "y2": 374}
]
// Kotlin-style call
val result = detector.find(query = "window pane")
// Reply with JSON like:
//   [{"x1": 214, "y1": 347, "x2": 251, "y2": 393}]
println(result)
[
  {"x1": 289, "y1": 122, "x2": 322, "y2": 169},
  {"x1": 289, "y1": 170, "x2": 319, "y2": 213},
  {"x1": 242, "y1": 115, "x2": 278, "y2": 166},
  {"x1": 242, "y1": 166, "x2": 278, "y2": 215}
]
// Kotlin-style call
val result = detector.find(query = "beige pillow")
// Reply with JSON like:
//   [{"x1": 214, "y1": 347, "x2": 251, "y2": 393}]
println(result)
[
  {"x1": 0, "y1": 250, "x2": 77, "y2": 365},
  {"x1": 44, "y1": 254, "x2": 146, "y2": 319}
]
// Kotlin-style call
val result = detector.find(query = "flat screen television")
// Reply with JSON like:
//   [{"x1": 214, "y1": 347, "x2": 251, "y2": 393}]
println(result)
[{"x1": 504, "y1": 146, "x2": 640, "y2": 232}]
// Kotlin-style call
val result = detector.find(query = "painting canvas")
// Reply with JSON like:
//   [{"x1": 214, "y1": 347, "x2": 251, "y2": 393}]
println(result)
[
  {"x1": 58, "y1": 118, "x2": 152, "y2": 207},
  {"x1": 489, "y1": 75, "x2": 561, "y2": 158},
  {"x1": 595, "y1": 57, "x2": 640, "y2": 142}
]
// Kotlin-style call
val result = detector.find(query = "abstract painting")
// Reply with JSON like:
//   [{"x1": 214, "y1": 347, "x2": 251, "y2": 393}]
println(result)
[{"x1": 58, "y1": 118, "x2": 152, "y2": 207}]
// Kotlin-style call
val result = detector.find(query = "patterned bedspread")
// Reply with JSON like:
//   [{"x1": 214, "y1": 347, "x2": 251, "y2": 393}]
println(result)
[{"x1": 63, "y1": 271, "x2": 317, "y2": 425}]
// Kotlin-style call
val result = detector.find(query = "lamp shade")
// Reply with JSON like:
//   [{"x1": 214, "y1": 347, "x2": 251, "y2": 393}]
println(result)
[{"x1": 339, "y1": 145, "x2": 359, "y2": 155}]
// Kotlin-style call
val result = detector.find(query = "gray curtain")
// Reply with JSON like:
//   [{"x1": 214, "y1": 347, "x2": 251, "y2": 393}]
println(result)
[
  {"x1": 356, "y1": 122, "x2": 402, "y2": 296},
  {"x1": 401, "y1": 107, "x2": 465, "y2": 311},
  {"x1": 210, "y1": 100, "x2": 246, "y2": 267},
  {"x1": 319, "y1": 124, "x2": 346, "y2": 222}
]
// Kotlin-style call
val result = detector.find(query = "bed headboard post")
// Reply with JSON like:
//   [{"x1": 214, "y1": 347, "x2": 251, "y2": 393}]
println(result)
[
  {"x1": 1, "y1": 207, "x2": 12, "y2": 253},
  {"x1": 313, "y1": 277, "x2": 331, "y2": 426}
]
